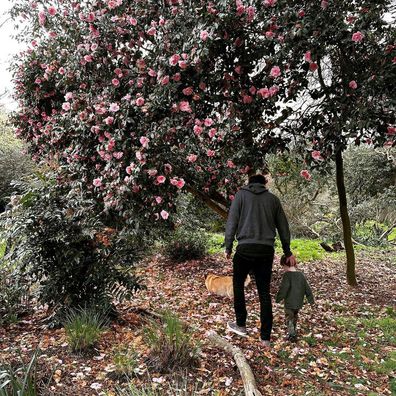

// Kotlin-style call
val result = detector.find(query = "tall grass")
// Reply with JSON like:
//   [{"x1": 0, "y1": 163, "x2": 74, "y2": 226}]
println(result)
[
  {"x1": 63, "y1": 306, "x2": 109, "y2": 353},
  {"x1": 144, "y1": 311, "x2": 200, "y2": 373}
]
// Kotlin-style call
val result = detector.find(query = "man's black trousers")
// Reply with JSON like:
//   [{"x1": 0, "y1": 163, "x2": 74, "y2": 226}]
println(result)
[{"x1": 232, "y1": 249, "x2": 274, "y2": 341}]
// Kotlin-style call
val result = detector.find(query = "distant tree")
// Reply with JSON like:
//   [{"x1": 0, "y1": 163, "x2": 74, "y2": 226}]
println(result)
[{"x1": 271, "y1": 0, "x2": 395, "y2": 285}]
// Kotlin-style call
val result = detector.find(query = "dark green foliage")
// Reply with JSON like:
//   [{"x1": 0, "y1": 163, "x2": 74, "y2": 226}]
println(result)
[
  {"x1": 344, "y1": 148, "x2": 395, "y2": 206},
  {"x1": 0, "y1": 350, "x2": 41, "y2": 396},
  {"x1": 163, "y1": 228, "x2": 207, "y2": 262},
  {"x1": 175, "y1": 194, "x2": 225, "y2": 233},
  {"x1": 0, "y1": 174, "x2": 144, "y2": 314}
]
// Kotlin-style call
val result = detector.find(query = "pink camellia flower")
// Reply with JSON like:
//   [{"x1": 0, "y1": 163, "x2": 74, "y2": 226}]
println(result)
[
  {"x1": 311, "y1": 150, "x2": 323, "y2": 161},
  {"x1": 129, "y1": 17, "x2": 137, "y2": 26},
  {"x1": 300, "y1": 169, "x2": 312, "y2": 181},
  {"x1": 160, "y1": 210, "x2": 169, "y2": 220},
  {"x1": 169, "y1": 54, "x2": 180, "y2": 66},
  {"x1": 242, "y1": 95, "x2": 253, "y2": 104},
  {"x1": 235, "y1": 65, "x2": 242, "y2": 74},
  {"x1": 148, "y1": 169, "x2": 158, "y2": 177},
  {"x1": 178, "y1": 60, "x2": 188, "y2": 69},
  {"x1": 147, "y1": 27, "x2": 156, "y2": 36},
  {"x1": 112, "y1": 78, "x2": 120, "y2": 87},
  {"x1": 93, "y1": 178, "x2": 102, "y2": 187},
  {"x1": 172, "y1": 73, "x2": 181, "y2": 82},
  {"x1": 140, "y1": 136, "x2": 150, "y2": 148},
  {"x1": 104, "y1": 116, "x2": 114, "y2": 125},
  {"x1": 258, "y1": 87, "x2": 270, "y2": 98},
  {"x1": 155, "y1": 196, "x2": 162, "y2": 204},
  {"x1": 207, "y1": 149, "x2": 215, "y2": 157},
  {"x1": 136, "y1": 97, "x2": 145, "y2": 106},
  {"x1": 187, "y1": 153, "x2": 198, "y2": 162},
  {"x1": 176, "y1": 179, "x2": 185, "y2": 189},
  {"x1": 113, "y1": 151, "x2": 123, "y2": 159},
  {"x1": 182, "y1": 87, "x2": 193, "y2": 96},
  {"x1": 264, "y1": 0, "x2": 277, "y2": 6},
  {"x1": 269, "y1": 85, "x2": 279, "y2": 96},
  {"x1": 200, "y1": 30, "x2": 209, "y2": 41},
  {"x1": 249, "y1": 86, "x2": 257, "y2": 95},
  {"x1": 349, "y1": 80, "x2": 358, "y2": 89},
  {"x1": 304, "y1": 51, "x2": 312, "y2": 62},
  {"x1": 193, "y1": 125, "x2": 203, "y2": 135},
  {"x1": 204, "y1": 118, "x2": 214, "y2": 127},
  {"x1": 109, "y1": 103, "x2": 120, "y2": 112},
  {"x1": 265, "y1": 31, "x2": 274, "y2": 39},
  {"x1": 179, "y1": 101, "x2": 192, "y2": 113},
  {"x1": 321, "y1": 0, "x2": 329, "y2": 9},
  {"x1": 170, "y1": 178, "x2": 178, "y2": 186},
  {"x1": 157, "y1": 175, "x2": 166, "y2": 184},
  {"x1": 270, "y1": 66, "x2": 281, "y2": 78},
  {"x1": 38, "y1": 11, "x2": 46, "y2": 26},
  {"x1": 298, "y1": 9, "x2": 305, "y2": 17},
  {"x1": 387, "y1": 126, "x2": 395, "y2": 135},
  {"x1": 227, "y1": 160, "x2": 236, "y2": 168},
  {"x1": 352, "y1": 31, "x2": 364, "y2": 42},
  {"x1": 148, "y1": 68, "x2": 157, "y2": 77},
  {"x1": 164, "y1": 163, "x2": 173, "y2": 173},
  {"x1": 65, "y1": 92, "x2": 73, "y2": 101},
  {"x1": 309, "y1": 62, "x2": 318, "y2": 72},
  {"x1": 161, "y1": 75, "x2": 170, "y2": 85},
  {"x1": 48, "y1": 6, "x2": 57, "y2": 15},
  {"x1": 208, "y1": 128, "x2": 217, "y2": 138},
  {"x1": 114, "y1": 67, "x2": 123, "y2": 77},
  {"x1": 62, "y1": 102, "x2": 71, "y2": 111}
]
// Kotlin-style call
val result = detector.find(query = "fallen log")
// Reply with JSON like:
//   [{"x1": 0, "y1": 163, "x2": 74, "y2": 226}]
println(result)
[{"x1": 207, "y1": 331, "x2": 263, "y2": 396}]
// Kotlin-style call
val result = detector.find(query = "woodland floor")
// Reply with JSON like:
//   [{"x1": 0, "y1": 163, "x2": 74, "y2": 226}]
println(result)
[{"x1": 0, "y1": 248, "x2": 395, "y2": 396}]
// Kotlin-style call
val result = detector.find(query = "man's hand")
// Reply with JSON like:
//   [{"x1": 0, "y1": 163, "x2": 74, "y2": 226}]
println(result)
[
  {"x1": 225, "y1": 251, "x2": 232, "y2": 260},
  {"x1": 285, "y1": 254, "x2": 297, "y2": 267}
]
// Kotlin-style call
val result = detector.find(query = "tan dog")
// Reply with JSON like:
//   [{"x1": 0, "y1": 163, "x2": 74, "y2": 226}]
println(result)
[{"x1": 205, "y1": 274, "x2": 251, "y2": 298}]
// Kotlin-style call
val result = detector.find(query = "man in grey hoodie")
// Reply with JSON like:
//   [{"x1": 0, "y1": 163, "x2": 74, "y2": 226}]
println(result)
[{"x1": 224, "y1": 174, "x2": 296, "y2": 347}]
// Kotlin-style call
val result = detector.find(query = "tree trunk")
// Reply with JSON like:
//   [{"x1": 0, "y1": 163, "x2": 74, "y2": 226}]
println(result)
[{"x1": 335, "y1": 149, "x2": 358, "y2": 286}]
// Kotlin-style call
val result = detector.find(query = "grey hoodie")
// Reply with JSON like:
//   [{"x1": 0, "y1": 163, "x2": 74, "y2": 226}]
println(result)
[{"x1": 225, "y1": 183, "x2": 291, "y2": 255}]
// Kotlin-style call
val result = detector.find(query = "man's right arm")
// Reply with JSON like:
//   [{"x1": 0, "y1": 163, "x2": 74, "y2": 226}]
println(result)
[
  {"x1": 275, "y1": 198, "x2": 293, "y2": 257},
  {"x1": 224, "y1": 192, "x2": 242, "y2": 254}
]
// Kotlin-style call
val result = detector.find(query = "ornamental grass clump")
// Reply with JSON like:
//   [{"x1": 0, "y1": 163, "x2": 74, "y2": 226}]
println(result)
[
  {"x1": 64, "y1": 306, "x2": 109, "y2": 354},
  {"x1": 143, "y1": 311, "x2": 200, "y2": 373}
]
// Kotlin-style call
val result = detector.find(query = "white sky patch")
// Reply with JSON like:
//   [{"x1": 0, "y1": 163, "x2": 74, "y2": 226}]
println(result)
[{"x1": 0, "y1": 0, "x2": 25, "y2": 112}]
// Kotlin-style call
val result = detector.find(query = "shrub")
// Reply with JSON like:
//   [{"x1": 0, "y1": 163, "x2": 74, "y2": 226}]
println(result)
[
  {"x1": 163, "y1": 229, "x2": 207, "y2": 263},
  {"x1": 0, "y1": 174, "x2": 145, "y2": 317},
  {"x1": 143, "y1": 311, "x2": 200, "y2": 373},
  {"x1": 63, "y1": 306, "x2": 109, "y2": 353},
  {"x1": 0, "y1": 350, "x2": 41, "y2": 396}
]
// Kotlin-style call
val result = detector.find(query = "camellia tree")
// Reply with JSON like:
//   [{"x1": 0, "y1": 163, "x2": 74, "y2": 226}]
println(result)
[
  {"x1": 267, "y1": 0, "x2": 396, "y2": 285},
  {"x1": 11, "y1": 0, "x2": 303, "y2": 225},
  {"x1": 10, "y1": 0, "x2": 395, "y2": 285}
]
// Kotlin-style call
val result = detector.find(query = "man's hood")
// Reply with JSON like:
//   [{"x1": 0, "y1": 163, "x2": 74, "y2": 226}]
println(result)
[{"x1": 241, "y1": 183, "x2": 268, "y2": 195}]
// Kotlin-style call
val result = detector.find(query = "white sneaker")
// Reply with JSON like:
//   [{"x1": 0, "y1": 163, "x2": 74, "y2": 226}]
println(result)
[{"x1": 227, "y1": 322, "x2": 248, "y2": 337}]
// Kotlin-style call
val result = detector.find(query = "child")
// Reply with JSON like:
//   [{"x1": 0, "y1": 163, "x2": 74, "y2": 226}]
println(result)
[{"x1": 276, "y1": 255, "x2": 314, "y2": 342}]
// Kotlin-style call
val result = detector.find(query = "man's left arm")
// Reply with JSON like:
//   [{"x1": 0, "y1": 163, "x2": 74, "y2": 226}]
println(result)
[
  {"x1": 224, "y1": 193, "x2": 242, "y2": 258},
  {"x1": 275, "y1": 198, "x2": 294, "y2": 259}
]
